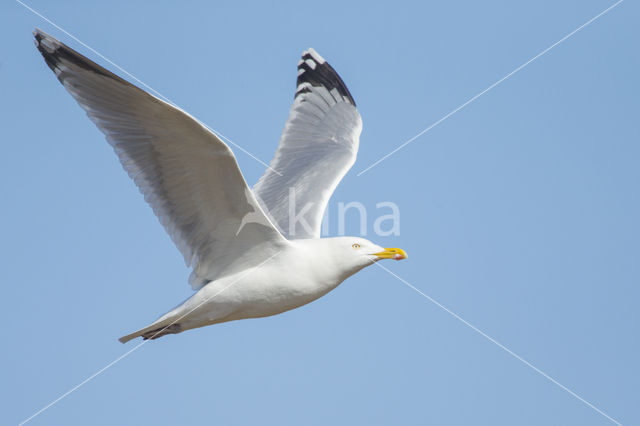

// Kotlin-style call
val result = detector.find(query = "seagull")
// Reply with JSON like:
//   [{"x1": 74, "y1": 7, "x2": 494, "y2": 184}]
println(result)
[{"x1": 33, "y1": 29, "x2": 407, "y2": 343}]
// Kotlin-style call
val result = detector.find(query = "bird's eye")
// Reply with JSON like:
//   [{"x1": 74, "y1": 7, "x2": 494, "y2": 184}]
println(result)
[{"x1": 352, "y1": 243, "x2": 361, "y2": 249}]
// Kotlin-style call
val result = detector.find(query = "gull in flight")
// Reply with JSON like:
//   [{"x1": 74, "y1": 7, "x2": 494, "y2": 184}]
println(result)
[{"x1": 33, "y1": 29, "x2": 407, "y2": 343}]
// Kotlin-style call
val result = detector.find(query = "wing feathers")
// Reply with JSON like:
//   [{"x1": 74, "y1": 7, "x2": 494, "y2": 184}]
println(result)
[
  {"x1": 296, "y1": 49, "x2": 356, "y2": 106},
  {"x1": 254, "y1": 49, "x2": 362, "y2": 239},
  {"x1": 34, "y1": 29, "x2": 284, "y2": 288}
]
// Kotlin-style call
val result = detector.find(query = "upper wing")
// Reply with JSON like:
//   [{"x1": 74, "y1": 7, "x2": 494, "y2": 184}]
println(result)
[
  {"x1": 34, "y1": 29, "x2": 285, "y2": 289},
  {"x1": 253, "y1": 48, "x2": 362, "y2": 239}
]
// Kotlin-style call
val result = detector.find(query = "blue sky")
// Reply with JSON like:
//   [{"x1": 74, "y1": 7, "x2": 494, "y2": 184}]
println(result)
[{"x1": 2, "y1": 1, "x2": 638, "y2": 425}]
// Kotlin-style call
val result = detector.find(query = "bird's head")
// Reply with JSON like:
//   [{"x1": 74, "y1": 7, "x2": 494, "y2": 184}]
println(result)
[
  {"x1": 318, "y1": 237, "x2": 407, "y2": 276},
  {"x1": 348, "y1": 237, "x2": 407, "y2": 261}
]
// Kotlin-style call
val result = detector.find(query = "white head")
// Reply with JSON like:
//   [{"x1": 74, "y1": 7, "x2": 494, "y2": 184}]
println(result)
[{"x1": 299, "y1": 237, "x2": 407, "y2": 281}]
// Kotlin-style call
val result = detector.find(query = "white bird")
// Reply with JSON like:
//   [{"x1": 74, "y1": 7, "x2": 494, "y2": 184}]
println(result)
[{"x1": 34, "y1": 29, "x2": 407, "y2": 343}]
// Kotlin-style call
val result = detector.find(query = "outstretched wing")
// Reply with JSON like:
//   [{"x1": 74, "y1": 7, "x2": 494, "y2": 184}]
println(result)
[
  {"x1": 34, "y1": 29, "x2": 285, "y2": 289},
  {"x1": 253, "y1": 48, "x2": 362, "y2": 239}
]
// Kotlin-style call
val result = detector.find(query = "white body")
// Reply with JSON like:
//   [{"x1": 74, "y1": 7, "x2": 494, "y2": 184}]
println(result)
[{"x1": 120, "y1": 238, "x2": 381, "y2": 342}]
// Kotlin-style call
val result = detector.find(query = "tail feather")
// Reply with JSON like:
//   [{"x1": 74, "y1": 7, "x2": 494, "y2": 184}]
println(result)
[{"x1": 119, "y1": 321, "x2": 182, "y2": 343}]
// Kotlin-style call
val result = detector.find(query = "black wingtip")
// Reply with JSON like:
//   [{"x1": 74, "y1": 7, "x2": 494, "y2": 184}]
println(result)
[
  {"x1": 295, "y1": 48, "x2": 356, "y2": 106},
  {"x1": 33, "y1": 27, "x2": 45, "y2": 40},
  {"x1": 33, "y1": 28, "x2": 64, "y2": 75},
  {"x1": 33, "y1": 28, "x2": 57, "y2": 53},
  {"x1": 32, "y1": 29, "x2": 127, "y2": 83}
]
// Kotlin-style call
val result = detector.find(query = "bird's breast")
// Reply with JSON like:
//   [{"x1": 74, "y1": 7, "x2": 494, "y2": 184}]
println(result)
[{"x1": 209, "y1": 260, "x2": 344, "y2": 319}]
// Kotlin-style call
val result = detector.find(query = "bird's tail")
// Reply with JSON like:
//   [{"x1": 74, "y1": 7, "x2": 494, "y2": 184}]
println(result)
[{"x1": 118, "y1": 318, "x2": 183, "y2": 343}]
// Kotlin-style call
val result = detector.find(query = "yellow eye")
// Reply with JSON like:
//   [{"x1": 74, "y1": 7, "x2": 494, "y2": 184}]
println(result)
[{"x1": 352, "y1": 243, "x2": 361, "y2": 249}]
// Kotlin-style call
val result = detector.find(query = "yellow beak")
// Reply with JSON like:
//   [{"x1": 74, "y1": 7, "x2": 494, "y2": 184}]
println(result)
[{"x1": 373, "y1": 247, "x2": 408, "y2": 261}]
